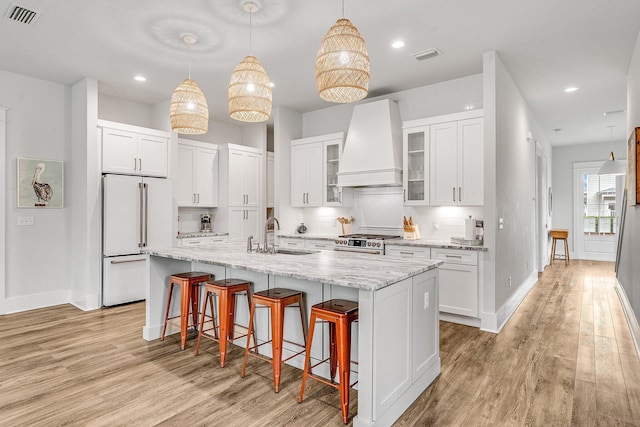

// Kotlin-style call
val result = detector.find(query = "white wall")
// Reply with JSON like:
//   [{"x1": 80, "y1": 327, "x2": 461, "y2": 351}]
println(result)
[
  {"x1": 552, "y1": 140, "x2": 627, "y2": 250},
  {"x1": 98, "y1": 94, "x2": 152, "y2": 128},
  {"x1": 0, "y1": 70, "x2": 71, "y2": 313},
  {"x1": 483, "y1": 51, "x2": 547, "y2": 331},
  {"x1": 618, "y1": 29, "x2": 640, "y2": 329}
]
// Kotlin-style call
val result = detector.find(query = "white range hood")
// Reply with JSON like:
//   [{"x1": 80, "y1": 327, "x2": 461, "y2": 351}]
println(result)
[{"x1": 337, "y1": 99, "x2": 403, "y2": 187}]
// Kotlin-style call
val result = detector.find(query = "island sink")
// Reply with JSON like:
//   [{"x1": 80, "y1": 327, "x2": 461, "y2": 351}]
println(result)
[{"x1": 275, "y1": 248, "x2": 320, "y2": 255}]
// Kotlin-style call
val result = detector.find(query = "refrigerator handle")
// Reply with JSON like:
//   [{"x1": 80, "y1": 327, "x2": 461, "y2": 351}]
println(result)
[
  {"x1": 143, "y1": 183, "x2": 149, "y2": 247},
  {"x1": 138, "y1": 182, "x2": 144, "y2": 247}
]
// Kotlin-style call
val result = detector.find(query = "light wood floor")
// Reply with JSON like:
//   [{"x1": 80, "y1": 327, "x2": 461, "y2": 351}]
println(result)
[{"x1": 1, "y1": 260, "x2": 638, "y2": 426}]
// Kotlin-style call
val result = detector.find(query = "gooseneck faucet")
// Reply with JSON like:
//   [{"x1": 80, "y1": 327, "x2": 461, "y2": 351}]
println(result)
[{"x1": 263, "y1": 214, "x2": 280, "y2": 253}]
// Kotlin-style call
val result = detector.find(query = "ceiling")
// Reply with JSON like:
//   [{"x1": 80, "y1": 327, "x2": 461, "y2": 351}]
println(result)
[{"x1": 1, "y1": 0, "x2": 639, "y2": 146}]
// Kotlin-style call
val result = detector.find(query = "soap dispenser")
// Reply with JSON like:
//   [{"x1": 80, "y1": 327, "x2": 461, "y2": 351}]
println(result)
[{"x1": 297, "y1": 222, "x2": 308, "y2": 234}]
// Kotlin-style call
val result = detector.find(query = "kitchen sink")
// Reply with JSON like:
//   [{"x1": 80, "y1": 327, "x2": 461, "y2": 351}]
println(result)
[{"x1": 275, "y1": 248, "x2": 320, "y2": 255}]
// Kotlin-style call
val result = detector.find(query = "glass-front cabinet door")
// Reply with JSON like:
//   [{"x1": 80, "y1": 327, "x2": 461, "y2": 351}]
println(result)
[
  {"x1": 403, "y1": 126, "x2": 429, "y2": 205},
  {"x1": 324, "y1": 137, "x2": 343, "y2": 206}
]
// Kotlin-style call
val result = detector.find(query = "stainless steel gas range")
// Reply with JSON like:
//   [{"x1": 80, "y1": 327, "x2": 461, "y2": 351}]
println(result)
[{"x1": 334, "y1": 234, "x2": 402, "y2": 255}]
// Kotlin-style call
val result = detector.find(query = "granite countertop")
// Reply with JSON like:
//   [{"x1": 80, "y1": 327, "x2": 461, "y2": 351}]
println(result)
[
  {"x1": 145, "y1": 243, "x2": 442, "y2": 291},
  {"x1": 176, "y1": 232, "x2": 229, "y2": 239}
]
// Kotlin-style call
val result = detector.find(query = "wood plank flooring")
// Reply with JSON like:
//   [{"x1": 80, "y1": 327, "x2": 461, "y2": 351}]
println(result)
[{"x1": 1, "y1": 260, "x2": 638, "y2": 426}]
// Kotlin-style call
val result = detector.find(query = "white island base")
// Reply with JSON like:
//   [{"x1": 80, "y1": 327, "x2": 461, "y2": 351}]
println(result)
[{"x1": 143, "y1": 247, "x2": 441, "y2": 426}]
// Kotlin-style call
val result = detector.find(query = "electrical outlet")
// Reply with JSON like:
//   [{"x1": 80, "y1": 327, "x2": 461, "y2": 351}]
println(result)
[
  {"x1": 508, "y1": 276, "x2": 512, "y2": 287},
  {"x1": 499, "y1": 218, "x2": 504, "y2": 230},
  {"x1": 18, "y1": 216, "x2": 34, "y2": 226}
]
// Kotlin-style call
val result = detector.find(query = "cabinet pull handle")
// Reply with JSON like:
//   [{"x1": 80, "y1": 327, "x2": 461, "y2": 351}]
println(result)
[
  {"x1": 197, "y1": 193, "x2": 200, "y2": 203},
  {"x1": 134, "y1": 158, "x2": 137, "y2": 171},
  {"x1": 400, "y1": 251, "x2": 414, "y2": 255},
  {"x1": 138, "y1": 158, "x2": 142, "y2": 171},
  {"x1": 193, "y1": 193, "x2": 196, "y2": 204},
  {"x1": 404, "y1": 189, "x2": 406, "y2": 202},
  {"x1": 453, "y1": 187, "x2": 456, "y2": 202},
  {"x1": 445, "y1": 254, "x2": 463, "y2": 258},
  {"x1": 110, "y1": 258, "x2": 145, "y2": 265},
  {"x1": 459, "y1": 186, "x2": 462, "y2": 202}
]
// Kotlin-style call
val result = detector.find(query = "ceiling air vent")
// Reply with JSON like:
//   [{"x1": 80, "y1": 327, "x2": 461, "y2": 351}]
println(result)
[
  {"x1": 411, "y1": 48, "x2": 442, "y2": 61},
  {"x1": 4, "y1": 3, "x2": 41, "y2": 25}
]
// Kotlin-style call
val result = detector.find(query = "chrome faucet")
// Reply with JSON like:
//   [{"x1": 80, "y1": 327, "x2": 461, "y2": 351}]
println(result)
[
  {"x1": 246, "y1": 235, "x2": 254, "y2": 253},
  {"x1": 263, "y1": 214, "x2": 280, "y2": 253}
]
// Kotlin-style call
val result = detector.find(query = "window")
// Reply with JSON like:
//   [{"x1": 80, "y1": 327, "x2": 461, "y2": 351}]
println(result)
[{"x1": 582, "y1": 173, "x2": 617, "y2": 235}]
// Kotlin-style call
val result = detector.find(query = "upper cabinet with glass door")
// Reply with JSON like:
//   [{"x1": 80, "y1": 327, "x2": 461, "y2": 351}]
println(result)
[
  {"x1": 324, "y1": 136, "x2": 344, "y2": 206},
  {"x1": 402, "y1": 126, "x2": 429, "y2": 205}
]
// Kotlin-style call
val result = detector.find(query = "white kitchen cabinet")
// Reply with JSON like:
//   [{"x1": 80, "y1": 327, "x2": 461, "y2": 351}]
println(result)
[
  {"x1": 222, "y1": 144, "x2": 262, "y2": 207},
  {"x1": 278, "y1": 237, "x2": 305, "y2": 249},
  {"x1": 291, "y1": 141, "x2": 323, "y2": 207},
  {"x1": 228, "y1": 207, "x2": 260, "y2": 243},
  {"x1": 177, "y1": 235, "x2": 229, "y2": 247},
  {"x1": 412, "y1": 270, "x2": 439, "y2": 382},
  {"x1": 430, "y1": 117, "x2": 483, "y2": 206},
  {"x1": 402, "y1": 126, "x2": 429, "y2": 205},
  {"x1": 291, "y1": 133, "x2": 344, "y2": 207},
  {"x1": 385, "y1": 245, "x2": 430, "y2": 258},
  {"x1": 99, "y1": 121, "x2": 169, "y2": 177},
  {"x1": 267, "y1": 151, "x2": 274, "y2": 208},
  {"x1": 176, "y1": 139, "x2": 219, "y2": 207},
  {"x1": 431, "y1": 248, "x2": 478, "y2": 317},
  {"x1": 304, "y1": 239, "x2": 335, "y2": 251}
]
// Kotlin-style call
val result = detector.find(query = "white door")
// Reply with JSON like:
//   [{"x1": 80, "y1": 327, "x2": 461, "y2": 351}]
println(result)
[
  {"x1": 195, "y1": 147, "x2": 218, "y2": 206},
  {"x1": 228, "y1": 150, "x2": 246, "y2": 206},
  {"x1": 103, "y1": 255, "x2": 147, "y2": 306},
  {"x1": 458, "y1": 118, "x2": 484, "y2": 205},
  {"x1": 102, "y1": 128, "x2": 138, "y2": 175},
  {"x1": 137, "y1": 134, "x2": 168, "y2": 177},
  {"x1": 430, "y1": 122, "x2": 458, "y2": 205},
  {"x1": 291, "y1": 144, "x2": 309, "y2": 207},
  {"x1": 573, "y1": 162, "x2": 623, "y2": 261},
  {"x1": 103, "y1": 174, "x2": 142, "y2": 256},
  {"x1": 176, "y1": 144, "x2": 195, "y2": 206},
  {"x1": 306, "y1": 143, "x2": 323, "y2": 206},
  {"x1": 143, "y1": 177, "x2": 173, "y2": 249},
  {"x1": 536, "y1": 148, "x2": 549, "y2": 272},
  {"x1": 243, "y1": 151, "x2": 261, "y2": 206}
]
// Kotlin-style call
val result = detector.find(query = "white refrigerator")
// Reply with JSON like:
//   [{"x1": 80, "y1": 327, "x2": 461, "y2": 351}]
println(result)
[{"x1": 102, "y1": 174, "x2": 173, "y2": 306}]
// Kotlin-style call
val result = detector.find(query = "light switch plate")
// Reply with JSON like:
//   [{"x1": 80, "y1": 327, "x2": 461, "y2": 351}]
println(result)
[{"x1": 18, "y1": 216, "x2": 34, "y2": 226}]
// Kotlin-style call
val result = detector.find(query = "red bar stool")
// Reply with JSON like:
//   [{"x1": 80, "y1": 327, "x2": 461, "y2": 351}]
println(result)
[
  {"x1": 298, "y1": 299, "x2": 358, "y2": 424},
  {"x1": 161, "y1": 272, "x2": 211, "y2": 350},
  {"x1": 194, "y1": 278, "x2": 254, "y2": 367},
  {"x1": 241, "y1": 288, "x2": 307, "y2": 393}
]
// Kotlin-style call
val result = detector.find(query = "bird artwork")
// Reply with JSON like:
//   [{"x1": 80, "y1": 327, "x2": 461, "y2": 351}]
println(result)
[{"x1": 32, "y1": 163, "x2": 53, "y2": 206}]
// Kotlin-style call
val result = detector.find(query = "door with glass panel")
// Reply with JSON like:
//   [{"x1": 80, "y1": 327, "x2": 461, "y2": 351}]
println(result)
[
  {"x1": 403, "y1": 126, "x2": 429, "y2": 205},
  {"x1": 573, "y1": 162, "x2": 624, "y2": 261}
]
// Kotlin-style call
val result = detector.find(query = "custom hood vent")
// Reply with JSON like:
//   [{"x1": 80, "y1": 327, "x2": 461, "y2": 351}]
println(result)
[
  {"x1": 337, "y1": 99, "x2": 403, "y2": 187},
  {"x1": 4, "y1": 3, "x2": 41, "y2": 25}
]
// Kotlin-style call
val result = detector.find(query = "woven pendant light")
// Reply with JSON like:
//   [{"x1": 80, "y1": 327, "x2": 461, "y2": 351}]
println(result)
[
  {"x1": 170, "y1": 78, "x2": 208, "y2": 134},
  {"x1": 228, "y1": 1, "x2": 272, "y2": 123},
  {"x1": 316, "y1": 17, "x2": 370, "y2": 103},
  {"x1": 228, "y1": 55, "x2": 272, "y2": 122}
]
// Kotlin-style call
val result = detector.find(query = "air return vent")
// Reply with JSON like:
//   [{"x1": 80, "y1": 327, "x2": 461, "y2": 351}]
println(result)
[
  {"x1": 4, "y1": 3, "x2": 41, "y2": 25},
  {"x1": 411, "y1": 48, "x2": 442, "y2": 61}
]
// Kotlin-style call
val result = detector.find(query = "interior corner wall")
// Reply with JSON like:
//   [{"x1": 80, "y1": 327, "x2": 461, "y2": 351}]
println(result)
[
  {"x1": 273, "y1": 106, "x2": 303, "y2": 234},
  {"x1": 98, "y1": 94, "x2": 152, "y2": 128},
  {"x1": 618, "y1": 29, "x2": 640, "y2": 327},
  {"x1": 484, "y1": 51, "x2": 542, "y2": 330},
  {"x1": 0, "y1": 70, "x2": 71, "y2": 313}
]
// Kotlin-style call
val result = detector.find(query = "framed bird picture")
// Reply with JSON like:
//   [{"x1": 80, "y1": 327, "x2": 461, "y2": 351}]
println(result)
[{"x1": 17, "y1": 158, "x2": 64, "y2": 208}]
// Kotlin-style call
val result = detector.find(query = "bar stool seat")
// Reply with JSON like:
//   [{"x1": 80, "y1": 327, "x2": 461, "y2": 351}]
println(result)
[
  {"x1": 298, "y1": 299, "x2": 358, "y2": 424},
  {"x1": 241, "y1": 288, "x2": 307, "y2": 393},
  {"x1": 161, "y1": 272, "x2": 211, "y2": 350},
  {"x1": 550, "y1": 229, "x2": 570, "y2": 266},
  {"x1": 195, "y1": 278, "x2": 254, "y2": 367}
]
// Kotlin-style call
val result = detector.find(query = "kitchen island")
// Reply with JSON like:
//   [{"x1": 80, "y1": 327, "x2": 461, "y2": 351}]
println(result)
[{"x1": 144, "y1": 244, "x2": 442, "y2": 427}]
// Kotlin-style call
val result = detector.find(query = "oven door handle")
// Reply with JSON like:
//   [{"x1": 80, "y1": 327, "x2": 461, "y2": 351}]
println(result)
[{"x1": 334, "y1": 248, "x2": 382, "y2": 255}]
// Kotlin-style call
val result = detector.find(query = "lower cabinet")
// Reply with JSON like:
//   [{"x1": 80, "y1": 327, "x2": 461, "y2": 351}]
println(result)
[
  {"x1": 278, "y1": 237, "x2": 334, "y2": 251},
  {"x1": 372, "y1": 271, "x2": 439, "y2": 419},
  {"x1": 430, "y1": 248, "x2": 478, "y2": 317},
  {"x1": 177, "y1": 235, "x2": 229, "y2": 247}
]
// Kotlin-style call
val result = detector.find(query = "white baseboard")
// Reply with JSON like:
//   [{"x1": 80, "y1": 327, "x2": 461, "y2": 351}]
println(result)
[
  {"x1": 3, "y1": 290, "x2": 71, "y2": 314},
  {"x1": 480, "y1": 270, "x2": 538, "y2": 334},
  {"x1": 439, "y1": 312, "x2": 481, "y2": 328},
  {"x1": 615, "y1": 281, "x2": 640, "y2": 359}
]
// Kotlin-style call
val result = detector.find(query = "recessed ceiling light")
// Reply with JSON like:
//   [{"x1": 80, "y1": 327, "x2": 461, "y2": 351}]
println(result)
[
  {"x1": 564, "y1": 87, "x2": 578, "y2": 93},
  {"x1": 553, "y1": 128, "x2": 563, "y2": 132},
  {"x1": 391, "y1": 40, "x2": 405, "y2": 49},
  {"x1": 134, "y1": 75, "x2": 146, "y2": 82}
]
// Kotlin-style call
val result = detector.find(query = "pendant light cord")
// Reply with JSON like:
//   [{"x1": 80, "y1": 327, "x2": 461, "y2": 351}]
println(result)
[
  {"x1": 249, "y1": 10, "x2": 253, "y2": 55},
  {"x1": 341, "y1": 0, "x2": 345, "y2": 17}
]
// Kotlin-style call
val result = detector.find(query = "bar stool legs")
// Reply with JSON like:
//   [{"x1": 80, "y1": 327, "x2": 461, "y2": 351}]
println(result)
[
  {"x1": 298, "y1": 299, "x2": 358, "y2": 424},
  {"x1": 195, "y1": 279, "x2": 254, "y2": 367},
  {"x1": 161, "y1": 272, "x2": 211, "y2": 350},
  {"x1": 241, "y1": 288, "x2": 307, "y2": 393}
]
